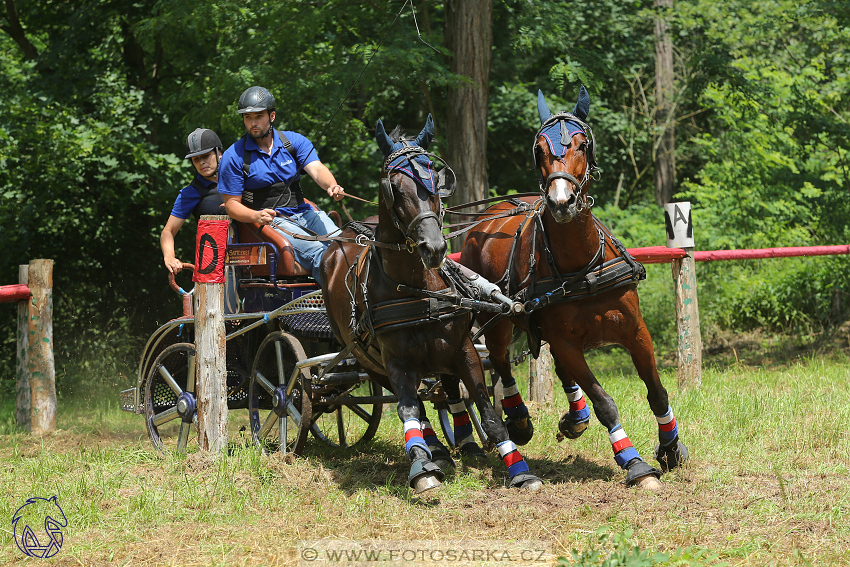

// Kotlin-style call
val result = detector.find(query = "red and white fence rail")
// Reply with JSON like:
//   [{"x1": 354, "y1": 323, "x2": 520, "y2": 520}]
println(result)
[{"x1": 448, "y1": 201, "x2": 850, "y2": 390}]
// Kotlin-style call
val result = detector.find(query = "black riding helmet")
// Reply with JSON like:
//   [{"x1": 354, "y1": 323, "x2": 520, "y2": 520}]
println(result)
[
  {"x1": 185, "y1": 128, "x2": 223, "y2": 159},
  {"x1": 238, "y1": 86, "x2": 276, "y2": 114}
]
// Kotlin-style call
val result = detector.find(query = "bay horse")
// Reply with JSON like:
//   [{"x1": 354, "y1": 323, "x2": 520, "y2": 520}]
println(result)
[
  {"x1": 460, "y1": 87, "x2": 689, "y2": 487},
  {"x1": 320, "y1": 116, "x2": 542, "y2": 494}
]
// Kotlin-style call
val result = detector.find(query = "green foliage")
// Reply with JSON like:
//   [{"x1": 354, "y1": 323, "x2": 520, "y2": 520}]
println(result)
[
  {"x1": 1, "y1": 0, "x2": 849, "y2": 394},
  {"x1": 559, "y1": 528, "x2": 726, "y2": 567}
]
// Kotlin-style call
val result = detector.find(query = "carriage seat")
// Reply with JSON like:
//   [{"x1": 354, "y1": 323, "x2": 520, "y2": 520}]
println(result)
[{"x1": 229, "y1": 200, "x2": 342, "y2": 278}]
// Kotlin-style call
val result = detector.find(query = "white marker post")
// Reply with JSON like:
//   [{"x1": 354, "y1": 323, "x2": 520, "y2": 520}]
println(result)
[{"x1": 664, "y1": 202, "x2": 702, "y2": 389}]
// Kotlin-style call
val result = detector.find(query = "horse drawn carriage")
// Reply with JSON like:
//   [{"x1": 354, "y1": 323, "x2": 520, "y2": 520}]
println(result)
[
  {"x1": 119, "y1": 204, "x2": 499, "y2": 458},
  {"x1": 121, "y1": 87, "x2": 689, "y2": 492}
]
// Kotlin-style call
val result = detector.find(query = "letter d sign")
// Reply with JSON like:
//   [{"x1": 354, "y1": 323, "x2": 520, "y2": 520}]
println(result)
[{"x1": 194, "y1": 219, "x2": 229, "y2": 283}]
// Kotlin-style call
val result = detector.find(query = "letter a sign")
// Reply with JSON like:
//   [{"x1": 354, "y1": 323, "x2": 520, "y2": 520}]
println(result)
[
  {"x1": 664, "y1": 202, "x2": 694, "y2": 248},
  {"x1": 194, "y1": 219, "x2": 229, "y2": 283}
]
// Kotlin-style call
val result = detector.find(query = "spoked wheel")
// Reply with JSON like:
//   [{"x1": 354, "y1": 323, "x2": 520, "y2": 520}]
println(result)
[
  {"x1": 144, "y1": 343, "x2": 199, "y2": 454},
  {"x1": 248, "y1": 331, "x2": 312, "y2": 455},
  {"x1": 310, "y1": 379, "x2": 383, "y2": 448}
]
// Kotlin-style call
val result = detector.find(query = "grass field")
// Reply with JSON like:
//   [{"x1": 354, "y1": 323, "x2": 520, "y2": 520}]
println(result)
[{"x1": 2, "y1": 350, "x2": 849, "y2": 566}]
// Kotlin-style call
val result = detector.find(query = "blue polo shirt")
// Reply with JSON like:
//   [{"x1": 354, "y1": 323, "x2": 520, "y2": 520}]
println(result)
[
  {"x1": 218, "y1": 128, "x2": 319, "y2": 216},
  {"x1": 170, "y1": 175, "x2": 219, "y2": 219}
]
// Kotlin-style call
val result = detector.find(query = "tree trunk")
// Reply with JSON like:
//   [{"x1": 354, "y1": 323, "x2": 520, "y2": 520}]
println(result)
[
  {"x1": 654, "y1": 0, "x2": 675, "y2": 206},
  {"x1": 445, "y1": 0, "x2": 492, "y2": 245}
]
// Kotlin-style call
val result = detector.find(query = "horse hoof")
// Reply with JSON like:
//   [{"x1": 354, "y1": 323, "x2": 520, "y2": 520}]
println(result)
[
  {"x1": 408, "y1": 458, "x2": 445, "y2": 494},
  {"x1": 634, "y1": 475, "x2": 663, "y2": 490},
  {"x1": 411, "y1": 473, "x2": 442, "y2": 495},
  {"x1": 506, "y1": 416, "x2": 534, "y2": 446},
  {"x1": 624, "y1": 459, "x2": 662, "y2": 488},
  {"x1": 654, "y1": 441, "x2": 689, "y2": 472},
  {"x1": 459, "y1": 442, "x2": 488, "y2": 464},
  {"x1": 558, "y1": 413, "x2": 589, "y2": 440},
  {"x1": 509, "y1": 472, "x2": 543, "y2": 491}
]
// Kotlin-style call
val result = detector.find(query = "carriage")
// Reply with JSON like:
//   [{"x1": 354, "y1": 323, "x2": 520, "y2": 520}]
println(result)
[{"x1": 119, "y1": 209, "x2": 498, "y2": 457}]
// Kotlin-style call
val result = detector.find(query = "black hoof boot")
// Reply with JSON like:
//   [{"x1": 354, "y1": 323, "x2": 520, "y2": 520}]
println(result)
[
  {"x1": 654, "y1": 440, "x2": 689, "y2": 472},
  {"x1": 624, "y1": 458, "x2": 662, "y2": 489},
  {"x1": 506, "y1": 416, "x2": 534, "y2": 446},
  {"x1": 408, "y1": 459, "x2": 445, "y2": 494},
  {"x1": 509, "y1": 472, "x2": 543, "y2": 491},
  {"x1": 459, "y1": 442, "x2": 488, "y2": 463},
  {"x1": 429, "y1": 446, "x2": 456, "y2": 471},
  {"x1": 558, "y1": 412, "x2": 590, "y2": 440}
]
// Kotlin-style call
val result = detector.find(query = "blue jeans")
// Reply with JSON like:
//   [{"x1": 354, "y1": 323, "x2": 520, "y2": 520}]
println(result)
[{"x1": 270, "y1": 208, "x2": 340, "y2": 284}]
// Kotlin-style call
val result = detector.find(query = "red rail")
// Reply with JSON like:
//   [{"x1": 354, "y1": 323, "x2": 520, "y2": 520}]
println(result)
[
  {"x1": 0, "y1": 284, "x2": 32, "y2": 303},
  {"x1": 448, "y1": 244, "x2": 850, "y2": 265}
]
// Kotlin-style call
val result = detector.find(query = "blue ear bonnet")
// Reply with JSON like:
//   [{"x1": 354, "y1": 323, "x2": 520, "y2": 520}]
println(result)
[
  {"x1": 375, "y1": 114, "x2": 455, "y2": 196},
  {"x1": 534, "y1": 87, "x2": 598, "y2": 172},
  {"x1": 538, "y1": 119, "x2": 586, "y2": 159},
  {"x1": 385, "y1": 153, "x2": 438, "y2": 194}
]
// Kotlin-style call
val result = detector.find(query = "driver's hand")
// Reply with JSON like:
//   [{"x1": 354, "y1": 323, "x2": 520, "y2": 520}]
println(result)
[
  {"x1": 256, "y1": 208, "x2": 277, "y2": 225},
  {"x1": 328, "y1": 184, "x2": 345, "y2": 202}
]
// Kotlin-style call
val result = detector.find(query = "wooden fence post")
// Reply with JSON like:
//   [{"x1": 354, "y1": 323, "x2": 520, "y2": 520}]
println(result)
[
  {"x1": 527, "y1": 343, "x2": 554, "y2": 405},
  {"x1": 16, "y1": 265, "x2": 30, "y2": 430},
  {"x1": 194, "y1": 215, "x2": 229, "y2": 452},
  {"x1": 664, "y1": 202, "x2": 702, "y2": 389},
  {"x1": 28, "y1": 259, "x2": 57, "y2": 434}
]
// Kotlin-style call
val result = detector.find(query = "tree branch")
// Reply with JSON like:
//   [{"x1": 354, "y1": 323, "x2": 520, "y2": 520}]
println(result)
[{"x1": 2, "y1": 0, "x2": 38, "y2": 60}]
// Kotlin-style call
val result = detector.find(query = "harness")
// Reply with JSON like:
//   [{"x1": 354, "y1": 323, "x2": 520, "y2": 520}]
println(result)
[
  {"x1": 482, "y1": 113, "x2": 645, "y2": 357},
  {"x1": 240, "y1": 130, "x2": 305, "y2": 211}
]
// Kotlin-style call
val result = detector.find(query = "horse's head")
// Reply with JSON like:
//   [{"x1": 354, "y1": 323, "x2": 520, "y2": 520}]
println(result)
[
  {"x1": 534, "y1": 87, "x2": 598, "y2": 223},
  {"x1": 375, "y1": 115, "x2": 456, "y2": 269}
]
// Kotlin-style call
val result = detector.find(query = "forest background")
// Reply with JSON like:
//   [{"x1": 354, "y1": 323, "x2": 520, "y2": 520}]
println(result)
[{"x1": 0, "y1": 0, "x2": 849, "y2": 397}]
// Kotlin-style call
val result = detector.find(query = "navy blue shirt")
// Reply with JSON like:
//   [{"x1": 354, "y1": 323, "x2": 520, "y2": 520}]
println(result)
[
  {"x1": 170, "y1": 175, "x2": 219, "y2": 219},
  {"x1": 218, "y1": 129, "x2": 319, "y2": 216}
]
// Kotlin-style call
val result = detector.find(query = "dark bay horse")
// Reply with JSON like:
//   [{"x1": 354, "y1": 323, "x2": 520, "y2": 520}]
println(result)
[
  {"x1": 460, "y1": 87, "x2": 688, "y2": 488},
  {"x1": 320, "y1": 116, "x2": 542, "y2": 494}
]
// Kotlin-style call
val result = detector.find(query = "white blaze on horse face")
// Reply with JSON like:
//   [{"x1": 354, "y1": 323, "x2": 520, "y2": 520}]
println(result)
[{"x1": 549, "y1": 177, "x2": 574, "y2": 206}]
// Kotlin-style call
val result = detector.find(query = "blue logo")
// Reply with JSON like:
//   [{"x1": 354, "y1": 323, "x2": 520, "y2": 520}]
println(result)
[{"x1": 12, "y1": 495, "x2": 67, "y2": 558}]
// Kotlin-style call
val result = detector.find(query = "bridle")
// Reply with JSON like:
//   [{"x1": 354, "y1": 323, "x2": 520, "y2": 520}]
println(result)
[
  {"x1": 532, "y1": 112, "x2": 600, "y2": 212},
  {"x1": 380, "y1": 145, "x2": 455, "y2": 251}
]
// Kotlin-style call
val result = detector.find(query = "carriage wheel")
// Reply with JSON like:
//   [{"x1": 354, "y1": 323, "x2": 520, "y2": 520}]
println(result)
[
  {"x1": 248, "y1": 331, "x2": 312, "y2": 456},
  {"x1": 144, "y1": 343, "x2": 199, "y2": 454},
  {"x1": 310, "y1": 379, "x2": 383, "y2": 448}
]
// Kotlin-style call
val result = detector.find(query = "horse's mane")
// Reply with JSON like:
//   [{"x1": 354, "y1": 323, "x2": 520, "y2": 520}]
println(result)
[{"x1": 389, "y1": 126, "x2": 415, "y2": 144}]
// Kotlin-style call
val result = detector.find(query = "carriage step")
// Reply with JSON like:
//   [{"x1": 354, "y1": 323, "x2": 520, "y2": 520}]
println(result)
[{"x1": 119, "y1": 387, "x2": 141, "y2": 414}]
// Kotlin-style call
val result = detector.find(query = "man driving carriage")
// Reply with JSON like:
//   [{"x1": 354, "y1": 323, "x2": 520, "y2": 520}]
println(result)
[{"x1": 218, "y1": 86, "x2": 345, "y2": 284}]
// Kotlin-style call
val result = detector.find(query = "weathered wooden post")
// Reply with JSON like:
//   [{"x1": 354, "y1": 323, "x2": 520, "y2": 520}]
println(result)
[
  {"x1": 665, "y1": 202, "x2": 702, "y2": 388},
  {"x1": 193, "y1": 215, "x2": 229, "y2": 452},
  {"x1": 527, "y1": 343, "x2": 554, "y2": 405},
  {"x1": 28, "y1": 259, "x2": 57, "y2": 433},
  {"x1": 17, "y1": 265, "x2": 31, "y2": 430}
]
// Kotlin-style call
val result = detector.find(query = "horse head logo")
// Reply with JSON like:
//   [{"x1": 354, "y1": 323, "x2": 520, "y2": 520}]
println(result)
[{"x1": 12, "y1": 495, "x2": 67, "y2": 558}]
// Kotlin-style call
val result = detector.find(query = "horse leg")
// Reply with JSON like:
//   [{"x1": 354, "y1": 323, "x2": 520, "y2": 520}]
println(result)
[
  {"x1": 440, "y1": 376, "x2": 487, "y2": 461},
  {"x1": 417, "y1": 398, "x2": 456, "y2": 470},
  {"x1": 483, "y1": 320, "x2": 534, "y2": 445},
  {"x1": 454, "y1": 345, "x2": 542, "y2": 490},
  {"x1": 390, "y1": 371, "x2": 444, "y2": 494},
  {"x1": 554, "y1": 359, "x2": 591, "y2": 439},
  {"x1": 550, "y1": 342, "x2": 661, "y2": 489},
  {"x1": 627, "y1": 323, "x2": 689, "y2": 471}
]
